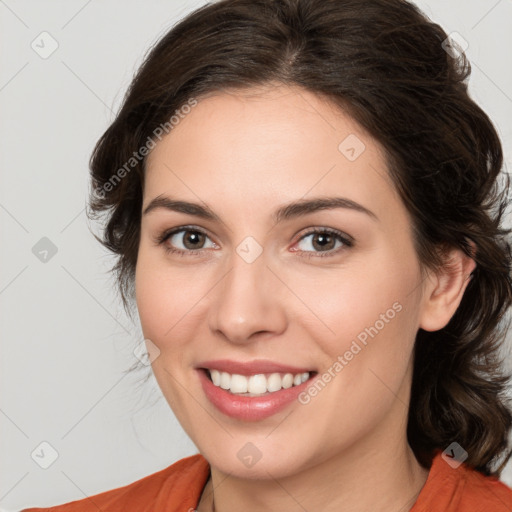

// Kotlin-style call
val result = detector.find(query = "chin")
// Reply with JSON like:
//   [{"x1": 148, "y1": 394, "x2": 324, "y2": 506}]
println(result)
[{"x1": 195, "y1": 433, "x2": 317, "y2": 480}]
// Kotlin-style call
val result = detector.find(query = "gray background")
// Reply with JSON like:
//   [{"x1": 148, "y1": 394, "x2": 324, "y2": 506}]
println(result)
[{"x1": 1, "y1": 1, "x2": 511, "y2": 510}]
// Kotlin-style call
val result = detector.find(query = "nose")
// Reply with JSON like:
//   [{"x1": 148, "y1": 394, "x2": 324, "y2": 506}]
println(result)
[{"x1": 208, "y1": 251, "x2": 288, "y2": 345}]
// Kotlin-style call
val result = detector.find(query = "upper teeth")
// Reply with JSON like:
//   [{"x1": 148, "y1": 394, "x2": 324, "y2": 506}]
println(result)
[{"x1": 208, "y1": 370, "x2": 310, "y2": 395}]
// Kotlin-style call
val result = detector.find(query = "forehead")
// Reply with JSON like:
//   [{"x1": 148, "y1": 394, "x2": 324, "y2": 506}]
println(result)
[
  {"x1": 147, "y1": 84, "x2": 371, "y2": 171},
  {"x1": 143, "y1": 84, "x2": 402, "y2": 225}
]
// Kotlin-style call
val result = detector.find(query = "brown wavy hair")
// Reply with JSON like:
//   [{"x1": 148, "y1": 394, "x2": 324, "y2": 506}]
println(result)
[{"x1": 88, "y1": 0, "x2": 512, "y2": 476}]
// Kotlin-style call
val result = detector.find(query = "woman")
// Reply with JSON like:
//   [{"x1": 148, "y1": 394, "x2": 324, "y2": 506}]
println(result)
[{"x1": 23, "y1": 0, "x2": 512, "y2": 510}]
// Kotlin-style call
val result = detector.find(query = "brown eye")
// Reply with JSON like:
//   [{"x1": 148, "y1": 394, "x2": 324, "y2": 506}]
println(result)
[
  {"x1": 182, "y1": 230, "x2": 206, "y2": 249},
  {"x1": 160, "y1": 227, "x2": 217, "y2": 254},
  {"x1": 294, "y1": 228, "x2": 353, "y2": 256},
  {"x1": 311, "y1": 233, "x2": 336, "y2": 251}
]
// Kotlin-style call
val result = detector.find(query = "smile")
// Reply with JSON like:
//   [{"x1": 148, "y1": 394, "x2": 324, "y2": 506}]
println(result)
[
  {"x1": 196, "y1": 360, "x2": 318, "y2": 421},
  {"x1": 207, "y1": 369, "x2": 310, "y2": 396}
]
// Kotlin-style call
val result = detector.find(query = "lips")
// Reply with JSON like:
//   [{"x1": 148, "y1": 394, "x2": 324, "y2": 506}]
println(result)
[{"x1": 196, "y1": 359, "x2": 317, "y2": 421}]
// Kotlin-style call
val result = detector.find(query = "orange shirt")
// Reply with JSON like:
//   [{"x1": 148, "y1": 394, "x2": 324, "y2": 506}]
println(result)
[{"x1": 22, "y1": 451, "x2": 512, "y2": 511}]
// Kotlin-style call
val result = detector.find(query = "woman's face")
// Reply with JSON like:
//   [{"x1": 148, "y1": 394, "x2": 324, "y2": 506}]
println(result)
[{"x1": 136, "y1": 84, "x2": 428, "y2": 478}]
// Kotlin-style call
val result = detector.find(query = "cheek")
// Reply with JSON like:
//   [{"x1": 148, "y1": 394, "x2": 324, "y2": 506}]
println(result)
[
  {"x1": 135, "y1": 245, "x2": 210, "y2": 343},
  {"x1": 291, "y1": 254, "x2": 418, "y2": 346},
  {"x1": 287, "y1": 261, "x2": 421, "y2": 441},
  {"x1": 287, "y1": 248, "x2": 422, "y2": 409}
]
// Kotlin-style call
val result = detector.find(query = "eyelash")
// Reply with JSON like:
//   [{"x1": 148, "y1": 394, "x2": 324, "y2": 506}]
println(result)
[
  {"x1": 155, "y1": 225, "x2": 215, "y2": 258},
  {"x1": 155, "y1": 225, "x2": 354, "y2": 258},
  {"x1": 291, "y1": 227, "x2": 353, "y2": 258}
]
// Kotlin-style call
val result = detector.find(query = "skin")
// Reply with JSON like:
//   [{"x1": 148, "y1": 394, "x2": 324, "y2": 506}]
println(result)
[{"x1": 135, "y1": 83, "x2": 476, "y2": 511}]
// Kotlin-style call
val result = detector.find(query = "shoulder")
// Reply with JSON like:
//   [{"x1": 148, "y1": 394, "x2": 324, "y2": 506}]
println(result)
[
  {"x1": 21, "y1": 454, "x2": 210, "y2": 512},
  {"x1": 459, "y1": 463, "x2": 512, "y2": 511},
  {"x1": 413, "y1": 450, "x2": 512, "y2": 512}
]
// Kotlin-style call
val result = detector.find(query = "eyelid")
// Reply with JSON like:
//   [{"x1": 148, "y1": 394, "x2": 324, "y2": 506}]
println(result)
[
  {"x1": 155, "y1": 224, "x2": 213, "y2": 245},
  {"x1": 291, "y1": 227, "x2": 354, "y2": 257},
  {"x1": 295, "y1": 226, "x2": 354, "y2": 244},
  {"x1": 155, "y1": 225, "x2": 219, "y2": 258}
]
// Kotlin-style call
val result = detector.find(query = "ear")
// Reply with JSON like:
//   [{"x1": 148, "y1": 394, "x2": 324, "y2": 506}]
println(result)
[{"x1": 419, "y1": 245, "x2": 476, "y2": 332}]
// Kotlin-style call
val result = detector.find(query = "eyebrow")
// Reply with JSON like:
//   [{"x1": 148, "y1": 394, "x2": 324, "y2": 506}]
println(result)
[{"x1": 142, "y1": 195, "x2": 378, "y2": 222}]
